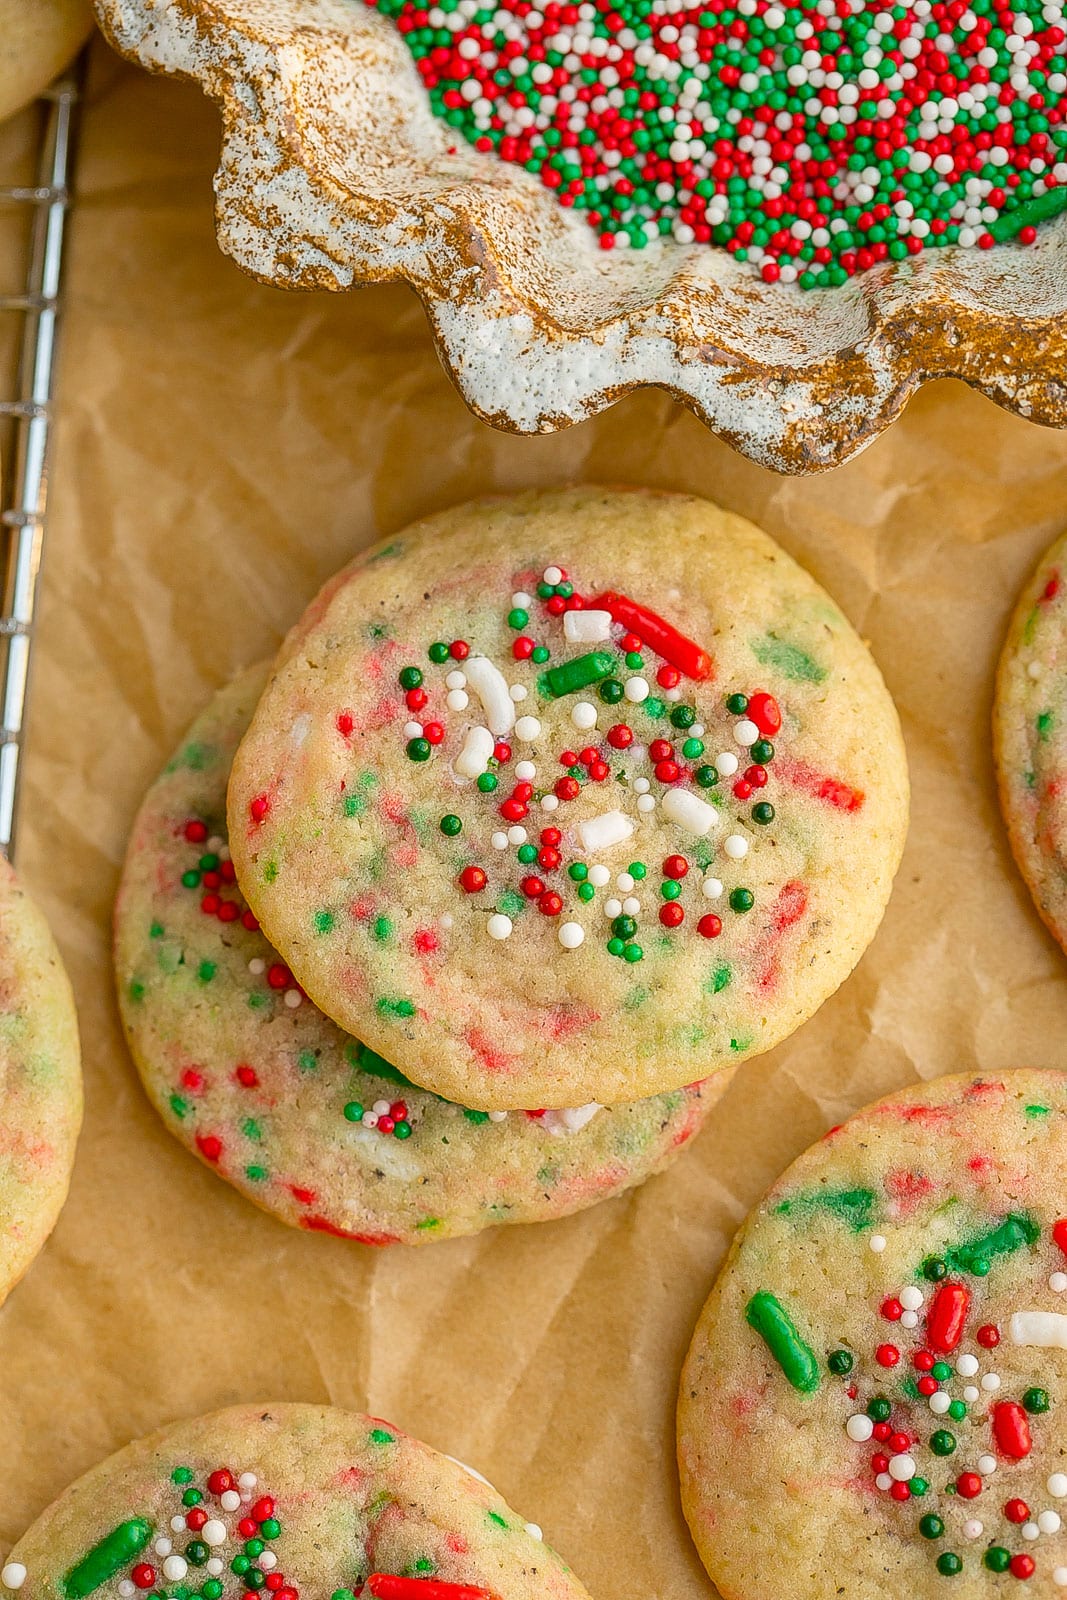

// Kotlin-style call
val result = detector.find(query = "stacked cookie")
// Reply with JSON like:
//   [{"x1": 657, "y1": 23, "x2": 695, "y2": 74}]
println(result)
[{"x1": 115, "y1": 487, "x2": 908, "y2": 1245}]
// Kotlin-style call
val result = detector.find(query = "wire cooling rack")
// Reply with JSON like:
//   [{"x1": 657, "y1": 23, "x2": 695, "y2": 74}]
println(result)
[{"x1": 0, "y1": 71, "x2": 81, "y2": 859}]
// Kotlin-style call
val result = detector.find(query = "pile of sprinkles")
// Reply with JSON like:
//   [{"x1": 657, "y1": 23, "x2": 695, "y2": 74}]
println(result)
[
  {"x1": 0, "y1": 1439, "x2": 522, "y2": 1600},
  {"x1": 746, "y1": 1201, "x2": 1067, "y2": 1583},
  {"x1": 365, "y1": 0, "x2": 1067, "y2": 284},
  {"x1": 342, "y1": 561, "x2": 821, "y2": 965}
]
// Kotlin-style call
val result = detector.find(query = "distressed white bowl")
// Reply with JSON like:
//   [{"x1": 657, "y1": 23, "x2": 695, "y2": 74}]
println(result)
[{"x1": 96, "y1": 0, "x2": 1067, "y2": 472}]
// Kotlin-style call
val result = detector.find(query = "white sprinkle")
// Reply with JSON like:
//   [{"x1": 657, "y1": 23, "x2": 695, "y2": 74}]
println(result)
[
  {"x1": 956, "y1": 1353, "x2": 979, "y2": 1376},
  {"x1": 981, "y1": 1372, "x2": 1001, "y2": 1391},
  {"x1": 488, "y1": 1110, "x2": 508, "y2": 1123},
  {"x1": 559, "y1": 921, "x2": 585, "y2": 949},
  {"x1": 510, "y1": 684, "x2": 528, "y2": 701},
  {"x1": 170, "y1": 1517, "x2": 185, "y2": 1532},
  {"x1": 162, "y1": 1559, "x2": 188, "y2": 1583},
  {"x1": 624, "y1": 676, "x2": 650, "y2": 703},
  {"x1": 1028, "y1": 660, "x2": 1044, "y2": 680},
  {"x1": 1051, "y1": 1272, "x2": 1067, "y2": 1292},
  {"x1": 889, "y1": 1453, "x2": 916, "y2": 1481},
  {"x1": 578, "y1": 809, "x2": 634, "y2": 853},
  {"x1": 488, "y1": 914, "x2": 513, "y2": 941},
  {"x1": 604, "y1": 898, "x2": 623, "y2": 919},
  {"x1": 284, "y1": 989, "x2": 302, "y2": 1009},
  {"x1": 929, "y1": 1391, "x2": 951, "y2": 1415},
  {"x1": 153, "y1": 1540, "x2": 172, "y2": 1558},
  {"x1": 447, "y1": 689, "x2": 469, "y2": 711},
  {"x1": 201, "y1": 1520, "x2": 227, "y2": 1547},
  {"x1": 508, "y1": 824, "x2": 528, "y2": 843},
  {"x1": 900, "y1": 1310, "x2": 919, "y2": 1329},
  {"x1": 661, "y1": 788, "x2": 719, "y2": 837},
  {"x1": 589, "y1": 865, "x2": 610, "y2": 887},
  {"x1": 543, "y1": 565, "x2": 563, "y2": 585},
  {"x1": 716, "y1": 751, "x2": 739, "y2": 777},
  {"x1": 875, "y1": 1473, "x2": 892, "y2": 1491},
  {"x1": 571, "y1": 700, "x2": 598, "y2": 730},
  {"x1": 564, "y1": 608, "x2": 613, "y2": 643},
  {"x1": 869, "y1": 1234, "x2": 887, "y2": 1252},
  {"x1": 1023, "y1": 1522, "x2": 1040, "y2": 1541},
  {"x1": 515, "y1": 715, "x2": 542, "y2": 741},
  {"x1": 239, "y1": 1473, "x2": 257, "y2": 1489},
  {"x1": 373, "y1": 1099, "x2": 390, "y2": 1115},
  {"x1": 978, "y1": 1455, "x2": 997, "y2": 1476},
  {"x1": 119, "y1": 1585, "x2": 136, "y2": 1599},
  {"x1": 1055, "y1": 1569, "x2": 1067, "y2": 1587},
  {"x1": 734, "y1": 719, "x2": 759, "y2": 746},
  {"x1": 2, "y1": 1570, "x2": 27, "y2": 1594},
  {"x1": 1051, "y1": 1474, "x2": 1067, "y2": 1499},
  {"x1": 515, "y1": 762, "x2": 536, "y2": 782},
  {"x1": 248, "y1": 957, "x2": 265, "y2": 976},
  {"x1": 259, "y1": 1552, "x2": 278, "y2": 1571},
  {"x1": 525, "y1": 1523, "x2": 544, "y2": 1542},
  {"x1": 900, "y1": 1286, "x2": 924, "y2": 1311},
  {"x1": 541, "y1": 794, "x2": 559, "y2": 812},
  {"x1": 492, "y1": 831, "x2": 509, "y2": 850},
  {"x1": 617, "y1": 872, "x2": 635, "y2": 892},
  {"x1": 1041, "y1": 1511, "x2": 1063, "y2": 1535},
  {"x1": 637, "y1": 794, "x2": 656, "y2": 813},
  {"x1": 702, "y1": 877, "x2": 723, "y2": 899},
  {"x1": 446, "y1": 670, "x2": 467, "y2": 689},
  {"x1": 723, "y1": 833, "x2": 749, "y2": 859},
  {"x1": 207, "y1": 834, "x2": 224, "y2": 854},
  {"x1": 362, "y1": 1112, "x2": 379, "y2": 1129},
  {"x1": 1011, "y1": 1310, "x2": 1067, "y2": 1347},
  {"x1": 220, "y1": 1489, "x2": 242, "y2": 1511},
  {"x1": 846, "y1": 1413, "x2": 875, "y2": 1441},
  {"x1": 464, "y1": 655, "x2": 516, "y2": 735},
  {"x1": 963, "y1": 1386, "x2": 979, "y2": 1402},
  {"x1": 440, "y1": 913, "x2": 454, "y2": 930},
  {"x1": 964, "y1": 1520, "x2": 984, "y2": 1540},
  {"x1": 623, "y1": 897, "x2": 641, "y2": 915},
  {"x1": 455, "y1": 725, "x2": 495, "y2": 779},
  {"x1": 633, "y1": 777, "x2": 650, "y2": 794}
]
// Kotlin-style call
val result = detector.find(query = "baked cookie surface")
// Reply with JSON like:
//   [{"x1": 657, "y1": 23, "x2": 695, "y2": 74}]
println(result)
[
  {"x1": 0, "y1": 0, "x2": 93, "y2": 124},
  {"x1": 116, "y1": 665, "x2": 717, "y2": 1245},
  {"x1": 679, "y1": 1069, "x2": 1067, "y2": 1600},
  {"x1": 228, "y1": 488, "x2": 908, "y2": 1109},
  {"x1": 1, "y1": 1402, "x2": 590, "y2": 1600},
  {"x1": 995, "y1": 534, "x2": 1067, "y2": 953},
  {"x1": 0, "y1": 855, "x2": 80, "y2": 1307}
]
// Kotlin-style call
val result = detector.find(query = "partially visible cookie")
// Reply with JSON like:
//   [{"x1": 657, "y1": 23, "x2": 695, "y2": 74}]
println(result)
[
  {"x1": 115, "y1": 665, "x2": 720, "y2": 1245},
  {"x1": 995, "y1": 532, "x2": 1067, "y2": 952},
  {"x1": 0, "y1": 1, "x2": 93, "y2": 125},
  {"x1": 228, "y1": 487, "x2": 908, "y2": 1110},
  {"x1": 0, "y1": 854, "x2": 80, "y2": 1307},
  {"x1": 679, "y1": 1069, "x2": 1067, "y2": 1600},
  {"x1": 0, "y1": 1401, "x2": 592, "y2": 1600}
]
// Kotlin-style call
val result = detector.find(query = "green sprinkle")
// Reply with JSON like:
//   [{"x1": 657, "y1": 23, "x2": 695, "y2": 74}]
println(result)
[
  {"x1": 568, "y1": 861, "x2": 588, "y2": 880},
  {"x1": 726, "y1": 693, "x2": 749, "y2": 714},
  {"x1": 128, "y1": 979, "x2": 146, "y2": 1003},
  {"x1": 487, "y1": 1512, "x2": 508, "y2": 1530},
  {"x1": 1025, "y1": 1104, "x2": 1050, "y2": 1118},
  {"x1": 598, "y1": 677, "x2": 625, "y2": 704},
  {"x1": 394, "y1": 1120, "x2": 412, "y2": 1139},
  {"x1": 606, "y1": 937, "x2": 625, "y2": 957},
  {"x1": 370, "y1": 1428, "x2": 395, "y2": 1444},
  {"x1": 661, "y1": 879, "x2": 681, "y2": 901},
  {"x1": 776, "y1": 1187, "x2": 876, "y2": 1233},
  {"x1": 644, "y1": 696, "x2": 665, "y2": 718},
  {"x1": 477, "y1": 772, "x2": 498, "y2": 793},
  {"x1": 628, "y1": 861, "x2": 647, "y2": 879},
  {"x1": 315, "y1": 909, "x2": 335, "y2": 934},
  {"x1": 947, "y1": 1399, "x2": 967, "y2": 1421},
  {"x1": 578, "y1": 881, "x2": 595, "y2": 902},
  {"x1": 670, "y1": 704, "x2": 696, "y2": 729},
  {"x1": 407, "y1": 737, "x2": 432, "y2": 762},
  {"x1": 910, "y1": 1478, "x2": 928, "y2": 1497},
  {"x1": 744, "y1": 1290, "x2": 819, "y2": 1393},
  {"x1": 752, "y1": 634, "x2": 827, "y2": 684},
  {"x1": 464, "y1": 1108, "x2": 490, "y2": 1124},
  {"x1": 612, "y1": 914, "x2": 637, "y2": 938},
  {"x1": 989, "y1": 184, "x2": 1067, "y2": 240},
  {"x1": 440, "y1": 814, "x2": 462, "y2": 836},
  {"x1": 173, "y1": 1468, "x2": 195, "y2": 1484},
  {"x1": 729, "y1": 887, "x2": 754, "y2": 913},
  {"x1": 507, "y1": 608, "x2": 529, "y2": 629},
  {"x1": 344, "y1": 1102, "x2": 365, "y2": 1122},
  {"x1": 170, "y1": 1094, "x2": 188, "y2": 1120},
  {"x1": 931, "y1": 1361, "x2": 952, "y2": 1382},
  {"x1": 936, "y1": 1553, "x2": 962, "y2": 1577},
  {"x1": 181, "y1": 869, "x2": 200, "y2": 889},
  {"x1": 919, "y1": 1514, "x2": 944, "y2": 1540},
  {"x1": 373, "y1": 915, "x2": 392, "y2": 942},
  {"x1": 943, "y1": 1212, "x2": 1040, "y2": 1275},
  {"x1": 623, "y1": 942, "x2": 643, "y2": 963},
  {"x1": 540, "y1": 650, "x2": 615, "y2": 698},
  {"x1": 752, "y1": 802, "x2": 775, "y2": 824},
  {"x1": 531, "y1": 645, "x2": 550, "y2": 664},
  {"x1": 930, "y1": 1429, "x2": 956, "y2": 1456},
  {"x1": 298, "y1": 1050, "x2": 318, "y2": 1071},
  {"x1": 1023, "y1": 1386, "x2": 1050, "y2": 1413},
  {"x1": 708, "y1": 964, "x2": 731, "y2": 994},
  {"x1": 828, "y1": 1349, "x2": 853, "y2": 1375},
  {"x1": 197, "y1": 961, "x2": 216, "y2": 983},
  {"x1": 867, "y1": 1396, "x2": 892, "y2": 1421},
  {"x1": 923, "y1": 1256, "x2": 948, "y2": 1282},
  {"x1": 342, "y1": 795, "x2": 364, "y2": 818},
  {"x1": 984, "y1": 1548, "x2": 1011, "y2": 1573},
  {"x1": 428, "y1": 642, "x2": 450, "y2": 663},
  {"x1": 398, "y1": 666, "x2": 423, "y2": 690},
  {"x1": 246, "y1": 1164, "x2": 268, "y2": 1182},
  {"x1": 695, "y1": 764, "x2": 719, "y2": 788},
  {"x1": 199, "y1": 853, "x2": 219, "y2": 872},
  {"x1": 62, "y1": 1521, "x2": 155, "y2": 1598},
  {"x1": 517, "y1": 841, "x2": 537, "y2": 862},
  {"x1": 377, "y1": 997, "x2": 415, "y2": 1018},
  {"x1": 682, "y1": 737, "x2": 705, "y2": 759},
  {"x1": 260, "y1": 1519, "x2": 280, "y2": 1540}
]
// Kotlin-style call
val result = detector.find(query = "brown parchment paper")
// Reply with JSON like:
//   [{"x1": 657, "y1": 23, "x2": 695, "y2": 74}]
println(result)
[{"x1": 10, "y1": 38, "x2": 1067, "y2": 1598}]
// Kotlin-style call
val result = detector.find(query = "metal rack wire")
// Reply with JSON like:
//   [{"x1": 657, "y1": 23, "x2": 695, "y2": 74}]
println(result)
[{"x1": 0, "y1": 70, "x2": 81, "y2": 860}]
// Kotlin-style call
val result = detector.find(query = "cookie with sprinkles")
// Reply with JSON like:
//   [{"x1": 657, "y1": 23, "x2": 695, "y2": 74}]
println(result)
[
  {"x1": 0, "y1": 855, "x2": 81, "y2": 1308},
  {"x1": 228, "y1": 488, "x2": 907, "y2": 1110},
  {"x1": 116, "y1": 664, "x2": 722, "y2": 1244},
  {"x1": 995, "y1": 531, "x2": 1067, "y2": 956},
  {"x1": 678, "y1": 1069, "x2": 1067, "y2": 1598},
  {"x1": 0, "y1": 1401, "x2": 591, "y2": 1600}
]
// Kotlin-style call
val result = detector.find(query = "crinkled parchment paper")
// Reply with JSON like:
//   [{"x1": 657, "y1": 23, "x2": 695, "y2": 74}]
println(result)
[{"x1": 6, "y1": 42, "x2": 1067, "y2": 1600}]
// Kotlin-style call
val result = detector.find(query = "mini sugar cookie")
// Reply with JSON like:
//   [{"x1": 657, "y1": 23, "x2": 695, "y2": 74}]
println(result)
[
  {"x1": 0, "y1": 1401, "x2": 592, "y2": 1600},
  {"x1": 679, "y1": 1069, "x2": 1067, "y2": 1599},
  {"x1": 0, "y1": 854, "x2": 80, "y2": 1308},
  {"x1": 0, "y1": 0, "x2": 93, "y2": 125},
  {"x1": 995, "y1": 532, "x2": 1067, "y2": 954},
  {"x1": 115, "y1": 666, "x2": 720, "y2": 1244},
  {"x1": 228, "y1": 488, "x2": 908, "y2": 1109}
]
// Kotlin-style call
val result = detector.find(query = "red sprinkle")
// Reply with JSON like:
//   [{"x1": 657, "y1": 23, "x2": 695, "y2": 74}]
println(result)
[
  {"x1": 875, "y1": 1344, "x2": 899, "y2": 1368},
  {"x1": 207, "y1": 1469, "x2": 234, "y2": 1495},
  {"x1": 993, "y1": 1403, "x2": 1032, "y2": 1460},
  {"x1": 956, "y1": 1473, "x2": 982, "y2": 1499},
  {"x1": 1010, "y1": 1555, "x2": 1036, "y2": 1580},
  {"x1": 184, "y1": 820, "x2": 208, "y2": 843},
  {"x1": 697, "y1": 914, "x2": 722, "y2": 939},
  {"x1": 977, "y1": 1323, "x2": 1001, "y2": 1348},
  {"x1": 132, "y1": 1569, "x2": 156, "y2": 1591},
  {"x1": 1005, "y1": 1499, "x2": 1031, "y2": 1524},
  {"x1": 607, "y1": 723, "x2": 633, "y2": 749},
  {"x1": 926, "y1": 1282, "x2": 970, "y2": 1353},
  {"x1": 459, "y1": 866, "x2": 487, "y2": 893},
  {"x1": 663, "y1": 854, "x2": 689, "y2": 879},
  {"x1": 589, "y1": 590, "x2": 713, "y2": 680},
  {"x1": 881, "y1": 1297, "x2": 903, "y2": 1321},
  {"x1": 747, "y1": 691, "x2": 781, "y2": 737},
  {"x1": 249, "y1": 795, "x2": 270, "y2": 824},
  {"x1": 366, "y1": 1580, "x2": 498, "y2": 1600},
  {"x1": 449, "y1": 640, "x2": 469, "y2": 660},
  {"x1": 1054, "y1": 1218, "x2": 1067, "y2": 1256},
  {"x1": 659, "y1": 902, "x2": 684, "y2": 928}
]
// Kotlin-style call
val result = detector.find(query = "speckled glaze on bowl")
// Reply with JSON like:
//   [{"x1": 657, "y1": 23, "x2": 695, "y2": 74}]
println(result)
[{"x1": 96, "y1": 0, "x2": 1067, "y2": 472}]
